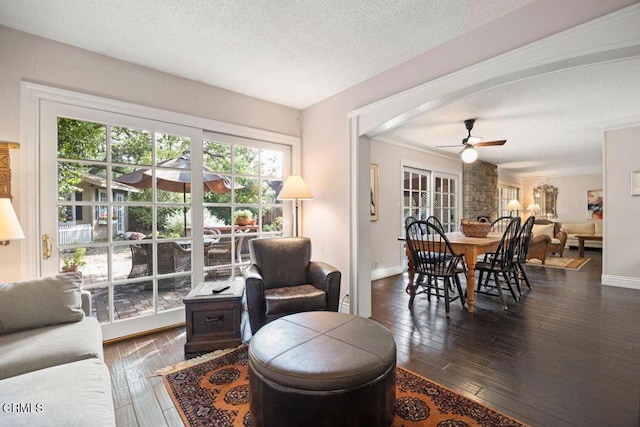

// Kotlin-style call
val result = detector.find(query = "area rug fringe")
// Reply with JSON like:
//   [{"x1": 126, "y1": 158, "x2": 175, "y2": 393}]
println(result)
[{"x1": 151, "y1": 344, "x2": 246, "y2": 376}]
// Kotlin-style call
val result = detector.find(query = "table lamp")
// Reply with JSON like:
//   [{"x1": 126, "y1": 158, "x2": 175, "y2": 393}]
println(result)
[{"x1": 506, "y1": 199, "x2": 523, "y2": 217}]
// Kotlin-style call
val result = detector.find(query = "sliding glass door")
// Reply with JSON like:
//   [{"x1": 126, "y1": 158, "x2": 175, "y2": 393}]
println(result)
[{"x1": 39, "y1": 100, "x2": 289, "y2": 340}]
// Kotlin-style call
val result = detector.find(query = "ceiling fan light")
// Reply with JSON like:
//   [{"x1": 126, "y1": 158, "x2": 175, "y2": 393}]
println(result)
[{"x1": 461, "y1": 146, "x2": 478, "y2": 163}]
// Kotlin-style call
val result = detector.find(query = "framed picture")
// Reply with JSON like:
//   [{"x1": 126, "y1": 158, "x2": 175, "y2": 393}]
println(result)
[
  {"x1": 587, "y1": 189, "x2": 603, "y2": 220},
  {"x1": 631, "y1": 171, "x2": 640, "y2": 196},
  {"x1": 370, "y1": 164, "x2": 379, "y2": 221}
]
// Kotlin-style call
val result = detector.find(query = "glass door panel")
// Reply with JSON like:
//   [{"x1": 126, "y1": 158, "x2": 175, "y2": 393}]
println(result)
[{"x1": 41, "y1": 100, "x2": 199, "y2": 339}]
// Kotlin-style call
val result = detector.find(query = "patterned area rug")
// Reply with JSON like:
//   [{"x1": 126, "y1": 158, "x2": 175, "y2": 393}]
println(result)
[
  {"x1": 527, "y1": 256, "x2": 590, "y2": 270},
  {"x1": 159, "y1": 346, "x2": 527, "y2": 427}
]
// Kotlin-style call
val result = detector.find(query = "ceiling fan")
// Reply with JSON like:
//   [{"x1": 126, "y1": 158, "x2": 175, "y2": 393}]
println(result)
[{"x1": 436, "y1": 119, "x2": 506, "y2": 163}]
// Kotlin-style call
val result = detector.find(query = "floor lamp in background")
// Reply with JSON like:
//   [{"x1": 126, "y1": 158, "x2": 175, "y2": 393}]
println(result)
[{"x1": 277, "y1": 176, "x2": 313, "y2": 237}]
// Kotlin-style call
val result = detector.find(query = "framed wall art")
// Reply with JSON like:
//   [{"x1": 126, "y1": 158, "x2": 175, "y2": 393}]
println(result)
[{"x1": 587, "y1": 189, "x2": 603, "y2": 220}]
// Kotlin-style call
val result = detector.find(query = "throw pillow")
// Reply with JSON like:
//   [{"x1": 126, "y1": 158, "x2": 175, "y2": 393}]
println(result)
[
  {"x1": 532, "y1": 223, "x2": 554, "y2": 239},
  {"x1": 0, "y1": 272, "x2": 85, "y2": 335}
]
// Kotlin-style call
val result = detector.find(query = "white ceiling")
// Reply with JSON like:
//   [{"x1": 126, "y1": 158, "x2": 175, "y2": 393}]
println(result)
[
  {"x1": 1, "y1": 1, "x2": 638, "y2": 177},
  {"x1": 0, "y1": 0, "x2": 533, "y2": 109},
  {"x1": 383, "y1": 58, "x2": 640, "y2": 176}
]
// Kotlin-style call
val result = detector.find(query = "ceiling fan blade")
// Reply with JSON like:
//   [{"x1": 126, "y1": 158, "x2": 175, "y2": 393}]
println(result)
[{"x1": 474, "y1": 140, "x2": 506, "y2": 147}]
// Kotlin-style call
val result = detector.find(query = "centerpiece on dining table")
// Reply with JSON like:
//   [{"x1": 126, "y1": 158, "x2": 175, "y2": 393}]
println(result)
[{"x1": 460, "y1": 218, "x2": 491, "y2": 237}]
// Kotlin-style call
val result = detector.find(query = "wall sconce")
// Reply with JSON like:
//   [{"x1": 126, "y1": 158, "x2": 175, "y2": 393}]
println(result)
[
  {"x1": 0, "y1": 142, "x2": 25, "y2": 245},
  {"x1": 277, "y1": 175, "x2": 313, "y2": 237}
]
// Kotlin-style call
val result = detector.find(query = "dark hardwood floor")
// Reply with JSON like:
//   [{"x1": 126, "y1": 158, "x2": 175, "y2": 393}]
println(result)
[{"x1": 105, "y1": 248, "x2": 640, "y2": 427}]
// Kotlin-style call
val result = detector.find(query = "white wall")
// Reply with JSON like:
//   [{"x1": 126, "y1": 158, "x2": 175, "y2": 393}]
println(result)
[
  {"x1": 0, "y1": 26, "x2": 301, "y2": 281},
  {"x1": 523, "y1": 174, "x2": 603, "y2": 223},
  {"x1": 370, "y1": 139, "x2": 461, "y2": 279},
  {"x1": 603, "y1": 125, "x2": 640, "y2": 289}
]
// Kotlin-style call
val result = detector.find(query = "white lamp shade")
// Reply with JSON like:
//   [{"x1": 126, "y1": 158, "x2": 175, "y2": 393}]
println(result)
[
  {"x1": 506, "y1": 199, "x2": 523, "y2": 211},
  {"x1": 526, "y1": 203, "x2": 541, "y2": 212},
  {"x1": 0, "y1": 198, "x2": 25, "y2": 242},
  {"x1": 460, "y1": 146, "x2": 478, "y2": 163},
  {"x1": 277, "y1": 176, "x2": 314, "y2": 200}
]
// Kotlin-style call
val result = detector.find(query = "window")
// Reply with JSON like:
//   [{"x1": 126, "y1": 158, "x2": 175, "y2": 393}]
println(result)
[{"x1": 498, "y1": 184, "x2": 520, "y2": 217}]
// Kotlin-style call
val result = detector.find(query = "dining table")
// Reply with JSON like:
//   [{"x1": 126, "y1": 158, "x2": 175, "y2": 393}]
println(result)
[{"x1": 400, "y1": 231, "x2": 503, "y2": 313}]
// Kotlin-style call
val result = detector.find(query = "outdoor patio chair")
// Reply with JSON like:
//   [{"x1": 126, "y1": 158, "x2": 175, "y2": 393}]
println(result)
[
  {"x1": 206, "y1": 230, "x2": 248, "y2": 279},
  {"x1": 128, "y1": 243, "x2": 150, "y2": 279},
  {"x1": 143, "y1": 242, "x2": 192, "y2": 290}
]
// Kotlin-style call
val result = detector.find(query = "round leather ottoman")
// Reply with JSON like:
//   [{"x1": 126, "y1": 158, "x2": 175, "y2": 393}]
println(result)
[{"x1": 248, "y1": 311, "x2": 396, "y2": 427}]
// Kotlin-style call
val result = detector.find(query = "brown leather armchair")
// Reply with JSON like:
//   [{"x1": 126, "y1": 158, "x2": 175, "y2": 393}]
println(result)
[{"x1": 243, "y1": 237, "x2": 341, "y2": 334}]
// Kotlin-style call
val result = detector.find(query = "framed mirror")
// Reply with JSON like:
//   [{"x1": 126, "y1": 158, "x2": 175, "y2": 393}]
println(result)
[{"x1": 533, "y1": 185, "x2": 558, "y2": 219}]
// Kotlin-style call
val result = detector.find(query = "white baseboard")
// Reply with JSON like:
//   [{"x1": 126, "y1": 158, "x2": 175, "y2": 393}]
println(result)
[
  {"x1": 371, "y1": 265, "x2": 404, "y2": 281},
  {"x1": 601, "y1": 274, "x2": 640, "y2": 291}
]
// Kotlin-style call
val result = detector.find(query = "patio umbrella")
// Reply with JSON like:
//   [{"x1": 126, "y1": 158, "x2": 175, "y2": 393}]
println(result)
[{"x1": 114, "y1": 155, "x2": 240, "y2": 236}]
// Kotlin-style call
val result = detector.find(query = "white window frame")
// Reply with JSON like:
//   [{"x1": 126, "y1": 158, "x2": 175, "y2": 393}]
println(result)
[
  {"x1": 20, "y1": 82, "x2": 301, "y2": 280},
  {"x1": 498, "y1": 184, "x2": 520, "y2": 218},
  {"x1": 400, "y1": 160, "x2": 461, "y2": 236}
]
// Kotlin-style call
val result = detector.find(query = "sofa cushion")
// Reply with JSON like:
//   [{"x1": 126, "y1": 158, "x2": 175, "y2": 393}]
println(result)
[
  {"x1": 561, "y1": 222, "x2": 595, "y2": 234},
  {"x1": 594, "y1": 221, "x2": 603, "y2": 234},
  {"x1": 0, "y1": 272, "x2": 84, "y2": 335},
  {"x1": 532, "y1": 223, "x2": 555, "y2": 239},
  {"x1": 0, "y1": 358, "x2": 115, "y2": 427},
  {"x1": 0, "y1": 317, "x2": 103, "y2": 380},
  {"x1": 264, "y1": 284, "x2": 326, "y2": 316}
]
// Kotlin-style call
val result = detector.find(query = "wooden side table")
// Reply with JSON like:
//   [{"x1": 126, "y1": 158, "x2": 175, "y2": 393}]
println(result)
[
  {"x1": 575, "y1": 234, "x2": 603, "y2": 258},
  {"x1": 183, "y1": 280, "x2": 244, "y2": 358}
]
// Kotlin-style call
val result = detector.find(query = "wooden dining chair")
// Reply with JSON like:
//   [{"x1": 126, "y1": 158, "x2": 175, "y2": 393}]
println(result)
[
  {"x1": 475, "y1": 216, "x2": 521, "y2": 310},
  {"x1": 512, "y1": 215, "x2": 536, "y2": 294},
  {"x1": 405, "y1": 220, "x2": 466, "y2": 316}
]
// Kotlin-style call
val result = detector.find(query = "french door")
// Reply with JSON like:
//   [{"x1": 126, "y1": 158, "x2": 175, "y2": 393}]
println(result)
[
  {"x1": 39, "y1": 100, "x2": 289, "y2": 340},
  {"x1": 402, "y1": 166, "x2": 459, "y2": 233}
]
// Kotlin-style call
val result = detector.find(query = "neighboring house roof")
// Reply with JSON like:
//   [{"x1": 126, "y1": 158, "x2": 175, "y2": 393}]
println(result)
[{"x1": 81, "y1": 172, "x2": 142, "y2": 193}]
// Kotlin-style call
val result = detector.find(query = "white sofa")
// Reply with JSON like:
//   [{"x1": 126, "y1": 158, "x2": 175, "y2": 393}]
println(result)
[
  {"x1": 0, "y1": 272, "x2": 115, "y2": 427},
  {"x1": 560, "y1": 221, "x2": 603, "y2": 249}
]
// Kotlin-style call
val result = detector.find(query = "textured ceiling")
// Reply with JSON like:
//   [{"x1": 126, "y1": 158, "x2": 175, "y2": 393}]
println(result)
[
  {"x1": 0, "y1": 0, "x2": 534, "y2": 109},
  {"x1": 0, "y1": 1, "x2": 636, "y2": 177}
]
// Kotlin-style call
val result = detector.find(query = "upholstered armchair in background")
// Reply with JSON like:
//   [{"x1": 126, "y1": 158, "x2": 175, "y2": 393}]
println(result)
[
  {"x1": 527, "y1": 233, "x2": 551, "y2": 264},
  {"x1": 534, "y1": 219, "x2": 568, "y2": 257},
  {"x1": 243, "y1": 237, "x2": 341, "y2": 334}
]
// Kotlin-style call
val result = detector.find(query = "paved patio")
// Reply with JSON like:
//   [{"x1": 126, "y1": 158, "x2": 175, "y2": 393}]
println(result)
[{"x1": 77, "y1": 245, "x2": 237, "y2": 322}]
